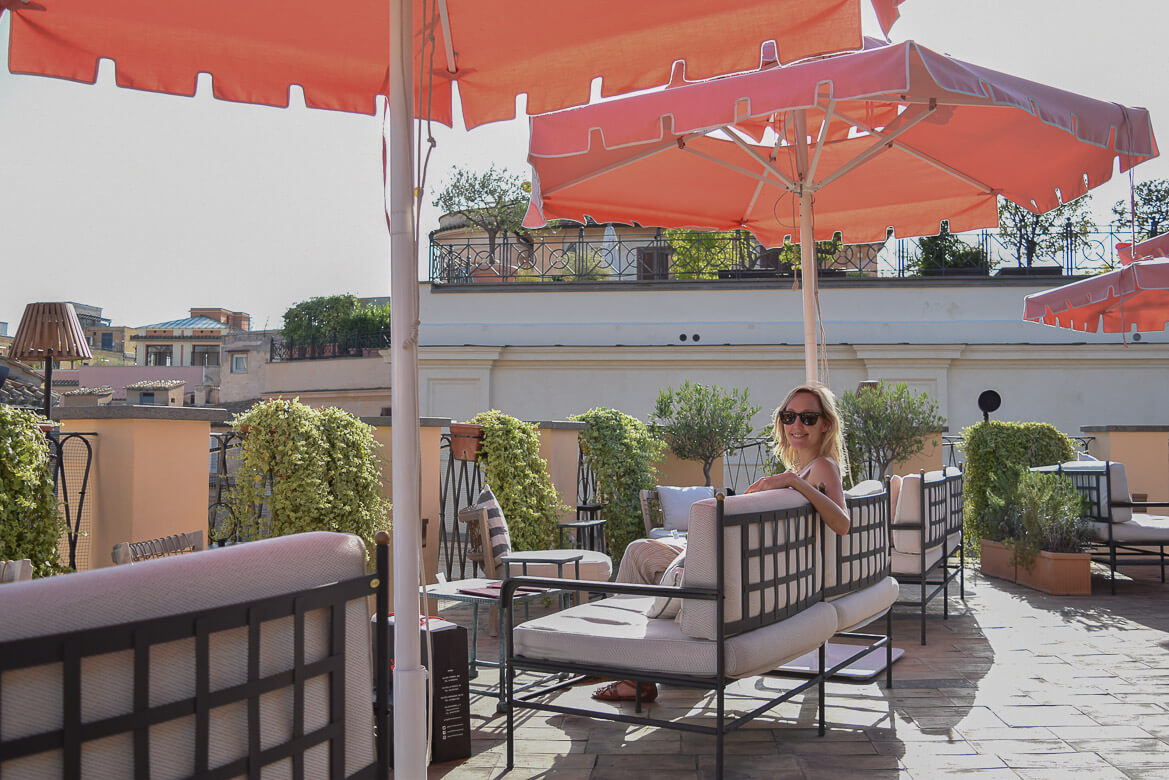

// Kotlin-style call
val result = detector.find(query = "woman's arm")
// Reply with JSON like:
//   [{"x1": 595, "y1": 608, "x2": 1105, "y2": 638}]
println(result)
[{"x1": 744, "y1": 460, "x2": 850, "y2": 535}]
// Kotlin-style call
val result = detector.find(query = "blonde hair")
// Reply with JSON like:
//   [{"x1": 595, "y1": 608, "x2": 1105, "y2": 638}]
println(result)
[{"x1": 771, "y1": 383, "x2": 846, "y2": 472}]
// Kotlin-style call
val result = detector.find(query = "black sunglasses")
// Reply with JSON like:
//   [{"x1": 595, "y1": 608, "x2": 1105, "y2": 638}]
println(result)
[{"x1": 779, "y1": 410, "x2": 824, "y2": 426}]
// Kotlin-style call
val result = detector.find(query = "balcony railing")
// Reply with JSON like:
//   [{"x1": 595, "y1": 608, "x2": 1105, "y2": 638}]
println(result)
[
  {"x1": 269, "y1": 330, "x2": 391, "y2": 362},
  {"x1": 430, "y1": 225, "x2": 1132, "y2": 285}
]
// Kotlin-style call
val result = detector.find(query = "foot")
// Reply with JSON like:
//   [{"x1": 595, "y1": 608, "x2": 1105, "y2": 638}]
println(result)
[{"x1": 591, "y1": 680, "x2": 658, "y2": 703}]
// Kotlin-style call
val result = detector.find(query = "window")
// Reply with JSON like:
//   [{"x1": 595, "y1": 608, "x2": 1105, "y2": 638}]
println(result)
[
  {"x1": 100, "y1": 332, "x2": 113, "y2": 351},
  {"x1": 146, "y1": 345, "x2": 173, "y2": 367},
  {"x1": 231, "y1": 353, "x2": 249, "y2": 374},
  {"x1": 139, "y1": 392, "x2": 156, "y2": 405},
  {"x1": 192, "y1": 345, "x2": 220, "y2": 367}
]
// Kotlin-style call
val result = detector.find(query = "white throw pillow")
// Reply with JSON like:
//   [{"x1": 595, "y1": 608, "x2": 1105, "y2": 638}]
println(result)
[
  {"x1": 644, "y1": 550, "x2": 686, "y2": 619},
  {"x1": 656, "y1": 485, "x2": 716, "y2": 532}
]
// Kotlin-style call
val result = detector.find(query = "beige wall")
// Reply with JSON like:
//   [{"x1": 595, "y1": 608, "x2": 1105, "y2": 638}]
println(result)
[
  {"x1": 535, "y1": 423, "x2": 585, "y2": 525},
  {"x1": 246, "y1": 355, "x2": 390, "y2": 417},
  {"x1": 655, "y1": 452, "x2": 725, "y2": 489},
  {"x1": 1085, "y1": 427, "x2": 1169, "y2": 503},
  {"x1": 55, "y1": 407, "x2": 220, "y2": 570},
  {"x1": 891, "y1": 432, "x2": 945, "y2": 477}
]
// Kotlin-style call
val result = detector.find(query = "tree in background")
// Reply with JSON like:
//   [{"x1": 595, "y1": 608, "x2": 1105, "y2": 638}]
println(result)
[
  {"x1": 910, "y1": 221, "x2": 989, "y2": 274},
  {"x1": 997, "y1": 195, "x2": 1094, "y2": 268},
  {"x1": 665, "y1": 228, "x2": 754, "y2": 278},
  {"x1": 281, "y1": 294, "x2": 357, "y2": 346},
  {"x1": 771, "y1": 233, "x2": 844, "y2": 272},
  {"x1": 651, "y1": 382, "x2": 759, "y2": 486},
  {"x1": 838, "y1": 382, "x2": 945, "y2": 483},
  {"x1": 433, "y1": 165, "x2": 529, "y2": 263},
  {"x1": 1112, "y1": 178, "x2": 1169, "y2": 241}
]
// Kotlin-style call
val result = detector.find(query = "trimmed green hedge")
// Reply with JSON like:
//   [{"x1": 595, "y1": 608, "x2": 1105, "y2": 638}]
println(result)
[
  {"x1": 572, "y1": 408, "x2": 666, "y2": 562},
  {"x1": 960, "y1": 421, "x2": 1075, "y2": 550}
]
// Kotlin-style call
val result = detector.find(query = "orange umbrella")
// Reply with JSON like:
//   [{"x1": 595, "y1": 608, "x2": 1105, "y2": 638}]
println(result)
[{"x1": 523, "y1": 39, "x2": 1159, "y2": 381}]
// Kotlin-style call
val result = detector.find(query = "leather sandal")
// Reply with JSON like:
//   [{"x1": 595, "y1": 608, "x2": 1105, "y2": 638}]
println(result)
[{"x1": 591, "y1": 680, "x2": 658, "y2": 703}]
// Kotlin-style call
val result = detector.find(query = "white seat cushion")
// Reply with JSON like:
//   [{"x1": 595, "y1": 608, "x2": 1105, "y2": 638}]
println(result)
[
  {"x1": 679, "y1": 489, "x2": 815, "y2": 640},
  {"x1": 648, "y1": 527, "x2": 686, "y2": 540},
  {"x1": 829, "y1": 576, "x2": 899, "y2": 633},
  {"x1": 514, "y1": 595, "x2": 838, "y2": 678},
  {"x1": 504, "y1": 549, "x2": 613, "y2": 582},
  {"x1": 656, "y1": 485, "x2": 716, "y2": 532},
  {"x1": 891, "y1": 543, "x2": 947, "y2": 576},
  {"x1": 891, "y1": 471, "x2": 951, "y2": 554},
  {"x1": 1088, "y1": 515, "x2": 1169, "y2": 543}
]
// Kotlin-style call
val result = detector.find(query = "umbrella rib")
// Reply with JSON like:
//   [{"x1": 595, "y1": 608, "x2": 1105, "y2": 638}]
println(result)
[
  {"x1": 681, "y1": 143, "x2": 786, "y2": 189},
  {"x1": 806, "y1": 100, "x2": 836, "y2": 186},
  {"x1": 725, "y1": 132, "x2": 798, "y2": 191},
  {"x1": 812, "y1": 103, "x2": 933, "y2": 190},
  {"x1": 843, "y1": 112, "x2": 998, "y2": 195},
  {"x1": 541, "y1": 136, "x2": 683, "y2": 196},
  {"x1": 436, "y1": 0, "x2": 458, "y2": 73}
]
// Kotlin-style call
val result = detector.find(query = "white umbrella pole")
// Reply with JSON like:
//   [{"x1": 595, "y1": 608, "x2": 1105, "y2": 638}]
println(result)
[
  {"x1": 799, "y1": 188, "x2": 819, "y2": 384},
  {"x1": 388, "y1": 0, "x2": 427, "y2": 776}
]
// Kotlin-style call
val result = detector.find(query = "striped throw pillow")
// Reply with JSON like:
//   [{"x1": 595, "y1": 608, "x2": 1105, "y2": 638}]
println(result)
[{"x1": 473, "y1": 487, "x2": 512, "y2": 562}]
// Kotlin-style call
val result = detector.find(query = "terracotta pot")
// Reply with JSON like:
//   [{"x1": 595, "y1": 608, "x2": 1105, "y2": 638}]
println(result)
[
  {"x1": 979, "y1": 539, "x2": 1017, "y2": 582},
  {"x1": 449, "y1": 423, "x2": 483, "y2": 462},
  {"x1": 1016, "y1": 550, "x2": 1091, "y2": 595}
]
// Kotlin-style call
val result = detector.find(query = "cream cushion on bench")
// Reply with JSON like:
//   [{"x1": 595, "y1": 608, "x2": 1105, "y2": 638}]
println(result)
[
  {"x1": 889, "y1": 471, "x2": 961, "y2": 577},
  {"x1": 1089, "y1": 515, "x2": 1169, "y2": 542},
  {"x1": 0, "y1": 532, "x2": 375, "y2": 779},
  {"x1": 826, "y1": 480, "x2": 898, "y2": 633},
  {"x1": 512, "y1": 594, "x2": 837, "y2": 679}
]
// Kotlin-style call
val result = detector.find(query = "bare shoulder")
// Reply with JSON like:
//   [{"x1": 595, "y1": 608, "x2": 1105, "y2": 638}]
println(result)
[{"x1": 805, "y1": 457, "x2": 844, "y2": 494}]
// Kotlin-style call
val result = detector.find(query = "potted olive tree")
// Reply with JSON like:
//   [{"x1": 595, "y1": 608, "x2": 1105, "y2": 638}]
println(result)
[
  {"x1": 838, "y1": 381, "x2": 945, "y2": 484},
  {"x1": 650, "y1": 381, "x2": 758, "y2": 487}
]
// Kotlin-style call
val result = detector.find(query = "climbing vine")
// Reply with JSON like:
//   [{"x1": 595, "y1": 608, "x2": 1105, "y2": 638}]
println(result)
[{"x1": 0, "y1": 407, "x2": 62, "y2": 576}]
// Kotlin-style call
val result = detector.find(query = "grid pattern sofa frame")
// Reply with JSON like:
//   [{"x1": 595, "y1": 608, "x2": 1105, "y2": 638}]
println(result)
[
  {"x1": 502, "y1": 490, "x2": 896, "y2": 780},
  {"x1": 1035, "y1": 461, "x2": 1169, "y2": 594},
  {"x1": 0, "y1": 532, "x2": 392, "y2": 779},
  {"x1": 891, "y1": 467, "x2": 965, "y2": 645}
]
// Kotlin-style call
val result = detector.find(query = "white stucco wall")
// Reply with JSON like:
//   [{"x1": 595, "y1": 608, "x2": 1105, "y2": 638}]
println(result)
[{"x1": 415, "y1": 280, "x2": 1169, "y2": 438}]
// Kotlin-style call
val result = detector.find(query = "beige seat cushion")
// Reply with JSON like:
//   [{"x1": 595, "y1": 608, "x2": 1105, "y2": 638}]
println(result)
[
  {"x1": 891, "y1": 471, "x2": 951, "y2": 554},
  {"x1": 1088, "y1": 515, "x2": 1169, "y2": 543},
  {"x1": 829, "y1": 576, "x2": 899, "y2": 633},
  {"x1": 514, "y1": 595, "x2": 838, "y2": 679},
  {"x1": 679, "y1": 489, "x2": 816, "y2": 640},
  {"x1": 504, "y1": 549, "x2": 612, "y2": 581},
  {"x1": 891, "y1": 542, "x2": 947, "y2": 576}
]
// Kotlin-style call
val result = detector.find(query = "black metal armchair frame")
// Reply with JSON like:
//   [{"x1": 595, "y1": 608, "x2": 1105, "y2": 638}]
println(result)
[
  {"x1": 501, "y1": 494, "x2": 895, "y2": 780},
  {"x1": 0, "y1": 539, "x2": 393, "y2": 780},
  {"x1": 1051, "y1": 462, "x2": 1169, "y2": 594},
  {"x1": 892, "y1": 468, "x2": 965, "y2": 645}
]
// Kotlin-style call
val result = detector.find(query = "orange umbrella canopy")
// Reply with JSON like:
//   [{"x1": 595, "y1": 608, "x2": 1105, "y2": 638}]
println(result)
[
  {"x1": 1024, "y1": 259, "x2": 1169, "y2": 334},
  {"x1": 523, "y1": 40, "x2": 1159, "y2": 246},
  {"x1": 3, "y1": 0, "x2": 899, "y2": 128}
]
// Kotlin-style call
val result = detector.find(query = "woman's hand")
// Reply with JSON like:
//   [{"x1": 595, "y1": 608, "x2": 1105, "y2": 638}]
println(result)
[{"x1": 745, "y1": 473, "x2": 800, "y2": 493}]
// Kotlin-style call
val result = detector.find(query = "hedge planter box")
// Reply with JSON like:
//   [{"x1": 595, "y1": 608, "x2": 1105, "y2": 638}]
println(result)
[
  {"x1": 979, "y1": 539, "x2": 1017, "y2": 582},
  {"x1": 1016, "y1": 551, "x2": 1092, "y2": 596},
  {"x1": 449, "y1": 423, "x2": 483, "y2": 462}
]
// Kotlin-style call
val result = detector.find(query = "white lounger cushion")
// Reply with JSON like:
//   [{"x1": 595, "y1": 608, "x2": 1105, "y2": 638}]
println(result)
[
  {"x1": 891, "y1": 540, "x2": 953, "y2": 576},
  {"x1": 1033, "y1": 461, "x2": 1131, "y2": 524},
  {"x1": 1088, "y1": 515, "x2": 1169, "y2": 543},
  {"x1": 0, "y1": 532, "x2": 375, "y2": 778},
  {"x1": 680, "y1": 488, "x2": 816, "y2": 640},
  {"x1": 504, "y1": 549, "x2": 613, "y2": 581},
  {"x1": 892, "y1": 472, "x2": 949, "y2": 554},
  {"x1": 830, "y1": 576, "x2": 900, "y2": 633},
  {"x1": 514, "y1": 595, "x2": 838, "y2": 679},
  {"x1": 656, "y1": 485, "x2": 716, "y2": 532}
]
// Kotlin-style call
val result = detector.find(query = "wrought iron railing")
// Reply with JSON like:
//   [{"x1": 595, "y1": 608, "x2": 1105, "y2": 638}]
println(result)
[
  {"x1": 723, "y1": 437, "x2": 778, "y2": 493},
  {"x1": 208, "y1": 431, "x2": 246, "y2": 545},
  {"x1": 269, "y1": 330, "x2": 391, "y2": 362},
  {"x1": 437, "y1": 434, "x2": 484, "y2": 581},
  {"x1": 430, "y1": 225, "x2": 1135, "y2": 285},
  {"x1": 47, "y1": 431, "x2": 97, "y2": 571},
  {"x1": 941, "y1": 434, "x2": 1094, "y2": 469}
]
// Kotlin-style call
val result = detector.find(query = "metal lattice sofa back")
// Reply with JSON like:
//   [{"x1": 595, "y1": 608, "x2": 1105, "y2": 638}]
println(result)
[
  {"x1": 891, "y1": 469, "x2": 956, "y2": 554},
  {"x1": 0, "y1": 532, "x2": 378, "y2": 779},
  {"x1": 825, "y1": 480, "x2": 892, "y2": 598},
  {"x1": 680, "y1": 490, "x2": 821, "y2": 640},
  {"x1": 1032, "y1": 461, "x2": 1131, "y2": 523}
]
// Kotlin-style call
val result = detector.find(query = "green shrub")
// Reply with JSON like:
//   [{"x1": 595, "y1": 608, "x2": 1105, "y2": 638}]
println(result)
[
  {"x1": 960, "y1": 420, "x2": 1075, "y2": 552},
  {"x1": 470, "y1": 410, "x2": 568, "y2": 552},
  {"x1": 228, "y1": 399, "x2": 389, "y2": 559},
  {"x1": 983, "y1": 468, "x2": 1087, "y2": 569},
  {"x1": 651, "y1": 382, "x2": 758, "y2": 486},
  {"x1": 572, "y1": 408, "x2": 666, "y2": 561},
  {"x1": 0, "y1": 407, "x2": 62, "y2": 576}
]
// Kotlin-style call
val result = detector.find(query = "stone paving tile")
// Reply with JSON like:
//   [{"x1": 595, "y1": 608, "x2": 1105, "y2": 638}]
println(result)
[{"x1": 420, "y1": 567, "x2": 1169, "y2": 778}]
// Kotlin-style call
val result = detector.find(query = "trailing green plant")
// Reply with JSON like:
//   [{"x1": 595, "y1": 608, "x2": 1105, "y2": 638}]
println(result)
[
  {"x1": 960, "y1": 420, "x2": 1075, "y2": 553},
  {"x1": 0, "y1": 406, "x2": 63, "y2": 576},
  {"x1": 227, "y1": 399, "x2": 389, "y2": 559},
  {"x1": 651, "y1": 382, "x2": 759, "y2": 486},
  {"x1": 470, "y1": 410, "x2": 568, "y2": 552},
  {"x1": 982, "y1": 468, "x2": 1088, "y2": 569},
  {"x1": 572, "y1": 408, "x2": 666, "y2": 561},
  {"x1": 838, "y1": 382, "x2": 945, "y2": 484}
]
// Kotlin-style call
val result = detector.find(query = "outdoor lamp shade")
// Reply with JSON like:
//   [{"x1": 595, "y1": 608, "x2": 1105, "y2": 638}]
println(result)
[{"x1": 10, "y1": 302, "x2": 92, "y2": 417}]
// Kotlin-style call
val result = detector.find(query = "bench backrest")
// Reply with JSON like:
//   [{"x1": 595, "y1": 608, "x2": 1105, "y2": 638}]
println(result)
[
  {"x1": 679, "y1": 489, "x2": 821, "y2": 640},
  {"x1": 0, "y1": 532, "x2": 378, "y2": 779},
  {"x1": 825, "y1": 480, "x2": 891, "y2": 597},
  {"x1": 1032, "y1": 461, "x2": 1131, "y2": 524},
  {"x1": 891, "y1": 467, "x2": 963, "y2": 554}
]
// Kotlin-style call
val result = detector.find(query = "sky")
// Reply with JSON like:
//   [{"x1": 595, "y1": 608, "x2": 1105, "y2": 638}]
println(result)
[{"x1": 1, "y1": 0, "x2": 1167, "y2": 331}]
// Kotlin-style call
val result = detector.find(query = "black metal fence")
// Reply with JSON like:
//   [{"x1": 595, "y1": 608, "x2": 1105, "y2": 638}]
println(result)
[
  {"x1": 48, "y1": 431, "x2": 97, "y2": 571},
  {"x1": 269, "y1": 330, "x2": 391, "y2": 362},
  {"x1": 437, "y1": 435, "x2": 484, "y2": 580},
  {"x1": 431, "y1": 225, "x2": 1136, "y2": 285}
]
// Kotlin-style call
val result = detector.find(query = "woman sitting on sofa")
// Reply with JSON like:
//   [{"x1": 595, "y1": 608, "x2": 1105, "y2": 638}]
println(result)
[{"x1": 594, "y1": 382, "x2": 851, "y2": 702}]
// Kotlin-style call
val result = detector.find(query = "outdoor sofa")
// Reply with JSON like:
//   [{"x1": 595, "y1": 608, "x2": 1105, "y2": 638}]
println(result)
[
  {"x1": 500, "y1": 483, "x2": 899, "y2": 780},
  {"x1": 0, "y1": 532, "x2": 391, "y2": 778},
  {"x1": 889, "y1": 467, "x2": 965, "y2": 644},
  {"x1": 1033, "y1": 460, "x2": 1169, "y2": 593}
]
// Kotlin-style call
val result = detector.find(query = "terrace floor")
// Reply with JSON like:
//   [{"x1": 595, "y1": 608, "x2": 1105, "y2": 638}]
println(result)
[{"x1": 420, "y1": 566, "x2": 1169, "y2": 779}]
